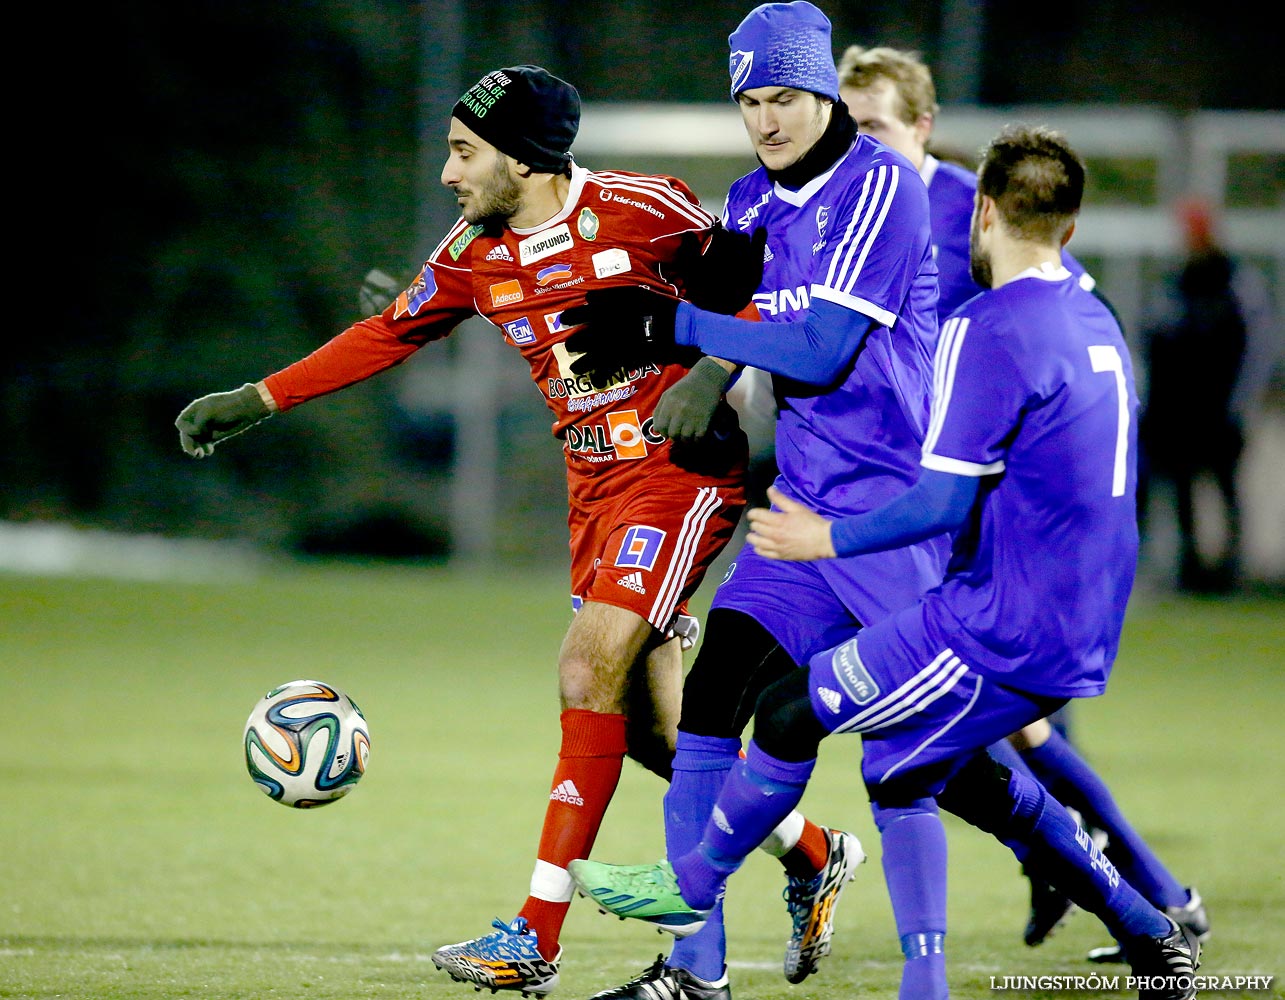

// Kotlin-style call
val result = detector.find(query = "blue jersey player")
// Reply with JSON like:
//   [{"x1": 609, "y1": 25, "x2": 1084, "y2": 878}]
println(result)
[
  {"x1": 569, "y1": 125, "x2": 1204, "y2": 1000},
  {"x1": 561, "y1": 3, "x2": 948, "y2": 997},
  {"x1": 837, "y1": 43, "x2": 1097, "y2": 318},
  {"x1": 837, "y1": 43, "x2": 1209, "y2": 959}
]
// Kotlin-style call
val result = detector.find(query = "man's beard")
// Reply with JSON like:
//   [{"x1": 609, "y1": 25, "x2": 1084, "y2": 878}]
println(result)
[
  {"x1": 461, "y1": 161, "x2": 523, "y2": 228},
  {"x1": 968, "y1": 212, "x2": 993, "y2": 289}
]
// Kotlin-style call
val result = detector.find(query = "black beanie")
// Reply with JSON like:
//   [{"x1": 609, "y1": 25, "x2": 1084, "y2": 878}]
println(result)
[{"x1": 452, "y1": 65, "x2": 580, "y2": 174}]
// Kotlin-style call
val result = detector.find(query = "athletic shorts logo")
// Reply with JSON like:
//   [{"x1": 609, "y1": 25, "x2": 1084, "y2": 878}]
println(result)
[
  {"x1": 617, "y1": 571, "x2": 647, "y2": 594},
  {"x1": 394, "y1": 264, "x2": 438, "y2": 318},
  {"x1": 549, "y1": 779, "x2": 584, "y2": 806},
  {"x1": 518, "y1": 223, "x2": 573, "y2": 266},
  {"x1": 503, "y1": 317, "x2": 536, "y2": 345},
  {"x1": 489, "y1": 279, "x2": 523, "y2": 307},
  {"x1": 536, "y1": 261, "x2": 573, "y2": 286},
  {"x1": 592, "y1": 248, "x2": 631, "y2": 279},
  {"x1": 616, "y1": 525, "x2": 666, "y2": 571},
  {"x1": 817, "y1": 686, "x2": 843, "y2": 714},
  {"x1": 831, "y1": 638, "x2": 880, "y2": 706}
]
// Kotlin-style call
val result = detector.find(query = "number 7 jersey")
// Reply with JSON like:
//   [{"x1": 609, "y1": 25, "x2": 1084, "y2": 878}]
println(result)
[{"x1": 921, "y1": 264, "x2": 1140, "y2": 697}]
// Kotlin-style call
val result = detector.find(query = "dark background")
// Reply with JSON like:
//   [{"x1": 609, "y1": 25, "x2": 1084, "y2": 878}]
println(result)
[{"x1": 9, "y1": 1, "x2": 1283, "y2": 563}]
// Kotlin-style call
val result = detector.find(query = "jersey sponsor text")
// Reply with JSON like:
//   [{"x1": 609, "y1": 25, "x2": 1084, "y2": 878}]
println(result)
[{"x1": 518, "y1": 223, "x2": 574, "y2": 266}]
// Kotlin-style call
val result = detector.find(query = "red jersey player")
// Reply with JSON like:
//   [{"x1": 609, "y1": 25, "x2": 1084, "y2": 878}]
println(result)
[{"x1": 175, "y1": 65, "x2": 840, "y2": 998}]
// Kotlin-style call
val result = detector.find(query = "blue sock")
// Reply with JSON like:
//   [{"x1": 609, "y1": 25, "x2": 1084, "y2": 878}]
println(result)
[
  {"x1": 1023, "y1": 730, "x2": 1188, "y2": 908},
  {"x1": 664, "y1": 732, "x2": 739, "y2": 982},
  {"x1": 872, "y1": 799, "x2": 949, "y2": 1000},
  {"x1": 1005, "y1": 767, "x2": 1170, "y2": 941},
  {"x1": 674, "y1": 740, "x2": 813, "y2": 910}
]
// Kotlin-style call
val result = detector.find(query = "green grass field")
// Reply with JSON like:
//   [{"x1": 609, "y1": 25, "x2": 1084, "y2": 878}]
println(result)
[{"x1": 1, "y1": 564, "x2": 1281, "y2": 999}]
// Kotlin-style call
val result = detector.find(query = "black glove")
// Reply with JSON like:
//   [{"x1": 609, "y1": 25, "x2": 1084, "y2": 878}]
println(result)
[
  {"x1": 561, "y1": 286, "x2": 683, "y2": 389},
  {"x1": 175, "y1": 383, "x2": 271, "y2": 458},
  {"x1": 358, "y1": 268, "x2": 402, "y2": 315},
  {"x1": 676, "y1": 224, "x2": 769, "y2": 315},
  {"x1": 653, "y1": 357, "x2": 734, "y2": 442}
]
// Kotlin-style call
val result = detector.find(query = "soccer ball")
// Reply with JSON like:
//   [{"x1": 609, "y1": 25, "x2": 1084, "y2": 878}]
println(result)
[{"x1": 243, "y1": 680, "x2": 370, "y2": 808}]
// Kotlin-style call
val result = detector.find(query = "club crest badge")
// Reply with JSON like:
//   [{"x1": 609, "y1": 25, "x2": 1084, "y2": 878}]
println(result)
[
  {"x1": 577, "y1": 207, "x2": 600, "y2": 241},
  {"x1": 813, "y1": 204, "x2": 830, "y2": 254},
  {"x1": 729, "y1": 50, "x2": 754, "y2": 94},
  {"x1": 394, "y1": 264, "x2": 438, "y2": 318}
]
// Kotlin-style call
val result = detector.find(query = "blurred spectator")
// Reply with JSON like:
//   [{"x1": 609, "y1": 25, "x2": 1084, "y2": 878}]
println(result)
[{"x1": 1138, "y1": 196, "x2": 1277, "y2": 592}]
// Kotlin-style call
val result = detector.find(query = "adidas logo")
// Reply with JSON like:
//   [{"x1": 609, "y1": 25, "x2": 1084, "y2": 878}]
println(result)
[
  {"x1": 550, "y1": 779, "x2": 584, "y2": 805},
  {"x1": 486, "y1": 245, "x2": 514, "y2": 262},
  {"x1": 817, "y1": 686, "x2": 843, "y2": 714},
  {"x1": 763, "y1": 243, "x2": 774, "y2": 263},
  {"x1": 617, "y1": 571, "x2": 646, "y2": 594},
  {"x1": 712, "y1": 805, "x2": 733, "y2": 835}
]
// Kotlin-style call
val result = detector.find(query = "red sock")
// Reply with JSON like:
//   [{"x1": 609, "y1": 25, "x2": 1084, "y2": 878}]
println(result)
[
  {"x1": 781, "y1": 818, "x2": 831, "y2": 878},
  {"x1": 518, "y1": 709, "x2": 627, "y2": 960}
]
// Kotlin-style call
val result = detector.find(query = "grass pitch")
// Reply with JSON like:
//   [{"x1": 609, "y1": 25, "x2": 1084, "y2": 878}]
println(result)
[{"x1": 0, "y1": 564, "x2": 1281, "y2": 999}]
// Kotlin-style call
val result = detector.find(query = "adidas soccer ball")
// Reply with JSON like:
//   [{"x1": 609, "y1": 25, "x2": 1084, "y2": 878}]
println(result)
[{"x1": 243, "y1": 680, "x2": 370, "y2": 808}]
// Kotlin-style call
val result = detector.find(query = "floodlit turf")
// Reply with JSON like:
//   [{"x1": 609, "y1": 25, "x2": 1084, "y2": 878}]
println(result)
[{"x1": 1, "y1": 565, "x2": 1281, "y2": 999}]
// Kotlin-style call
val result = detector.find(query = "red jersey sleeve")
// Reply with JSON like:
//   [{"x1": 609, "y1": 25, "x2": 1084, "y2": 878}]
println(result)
[{"x1": 263, "y1": 232, "x2": 478, "y2": 412}]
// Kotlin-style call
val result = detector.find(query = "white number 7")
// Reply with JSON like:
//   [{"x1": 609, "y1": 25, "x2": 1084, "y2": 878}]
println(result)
[{"x1": 1088, "y1": 345, "x2": 1129, "y2": 497}]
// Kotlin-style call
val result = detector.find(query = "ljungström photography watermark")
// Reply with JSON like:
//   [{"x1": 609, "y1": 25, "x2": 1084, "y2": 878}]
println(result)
[{"x1": 988, "y1": 973, "x2": 1275, "y2": 993}]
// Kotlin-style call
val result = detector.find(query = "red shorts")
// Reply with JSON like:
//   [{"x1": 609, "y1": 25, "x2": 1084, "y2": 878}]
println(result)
[{"x1": 568, "y1": 480, "x2": 744, "y2": 634}]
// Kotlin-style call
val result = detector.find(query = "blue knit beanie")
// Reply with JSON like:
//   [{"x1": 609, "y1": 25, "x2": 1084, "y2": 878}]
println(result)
[{"x1": 727, "y1": 2, "x2": 840, "y2": 101}]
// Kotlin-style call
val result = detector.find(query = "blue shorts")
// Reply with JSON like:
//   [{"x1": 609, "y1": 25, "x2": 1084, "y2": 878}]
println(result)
[
  {"x1": 807, "y1": 599, "x2": 1064, "y2": 795},
  {"x1": 710, "y1": 537, "x2": 944, "y2": 666}
]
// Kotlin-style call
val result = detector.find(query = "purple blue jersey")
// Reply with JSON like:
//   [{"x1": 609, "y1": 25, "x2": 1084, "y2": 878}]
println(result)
[
  {"x1": 920, "y1": 264, "x2": 1139, "y2": 697},
  {"x1": 722, "y1": 136, "x2": 942, "y2": 518},
  {"x1": 923, "y1": 154, "x2": 1095, "y2": 318},
  {"x1": 693, "y1": 135, "x2": 947, "y2": 631}
]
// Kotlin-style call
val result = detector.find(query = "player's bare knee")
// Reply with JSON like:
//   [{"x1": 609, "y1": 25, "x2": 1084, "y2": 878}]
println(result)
[
  {"x1": 557, "y1": 602, "x2": 649, "y2": 712},
  {"x1": 557, "y1": 654, "x2": 628, "y2": 713}
]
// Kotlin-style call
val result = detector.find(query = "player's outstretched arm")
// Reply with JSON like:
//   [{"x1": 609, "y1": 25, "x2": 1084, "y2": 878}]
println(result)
[{"x1": 175, "y1": 382, "x2": 274, "y2": 458}]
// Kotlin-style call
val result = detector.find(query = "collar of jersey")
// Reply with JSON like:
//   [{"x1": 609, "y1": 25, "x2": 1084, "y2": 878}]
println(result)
[
  {"x1": 1013, "y1": 261, "x2": 1073, "y2": 283},
  {"x1": 919, "y1": 153, "x2": 940, "y2": 188},
  {"x1": 509, "y1": 163, "x2": 589, "y2": 236},
  {"x1": 771, "y1": 139, "x2": 855, "y2": 208}
]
